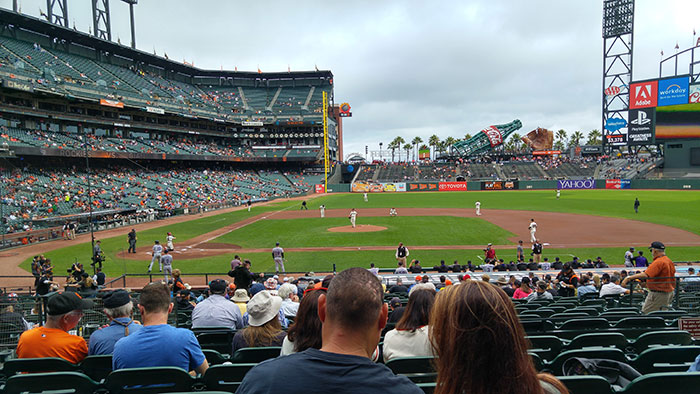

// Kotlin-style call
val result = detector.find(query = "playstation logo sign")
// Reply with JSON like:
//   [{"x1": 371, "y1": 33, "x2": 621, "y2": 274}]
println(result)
[{"x1": 630, "y1": 110, "x2": 651, "y2": 126}]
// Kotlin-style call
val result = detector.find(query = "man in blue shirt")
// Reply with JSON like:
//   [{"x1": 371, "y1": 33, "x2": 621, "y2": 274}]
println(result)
[
  {"x1": 88, "y1": 290, "x2": 142, "y2": 355},
  {"x1": 237, "y1": 267, "x2": 421, "y2": 394},
  {"x1": 112, "y1": 283, "x2": 208, "y2": 374},
  {"x1": 634, "y1": 251, "x2": 649, "y2": 267}
]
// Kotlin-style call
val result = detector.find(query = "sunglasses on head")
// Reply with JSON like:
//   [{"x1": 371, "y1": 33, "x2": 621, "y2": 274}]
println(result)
[{"x1": 303, "y1": 287, "x2": 328, "y2": 296}]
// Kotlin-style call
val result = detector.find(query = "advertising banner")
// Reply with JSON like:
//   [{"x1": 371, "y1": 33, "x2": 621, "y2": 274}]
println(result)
[
  {"x1": 628, "y1": 108, "x2": 656, "y2": 145},
  {"x1": 315, "y1": 184, "x2": 325, "y2": 193},
  {"x1": 382, "y1": 183, "x2": 406, "y2": 192},
  {"x1": 690, "y1": 84, "x2": 700, "y2": 104},
  {"x1": 145, "y1": 106, "x2": 165, "y2": 114},
  {"x1": 658, "y1": 76, "x2": 689, "y2": 107},
  {"x1": 2, "y1": 79, "x2": 34, "y2": 92},
  {"x1": 438, "y1": 182, "x2": 468, "y2": 192},
  {"x1": 408, "y1": 182, "x2": 439, "y2": 192},
  {"x1": 679, "y1": 318, "x2": 700, "y2": 340},
  {"x1": 630, "y1": 80, "x2": 658, "y2": 109},
  {"x1": 419, "y1": 148, "x2": 430, "y2": 160},
  {"x1": 605, "y1": 134, "x2": 627, "y2": 146},
  {"x1": 606, "y1": 179, "x2": 631, "y2": 189},
  {"x1": 481, "y1": 181, "x2": 519, "y2": 191},
  {"x1": 532, "y1": 150, "x2": 562, "y2": 156},
  {"x1": 557, "y1": 179, "x2": 595, "y2": 190},
  {"x1": 100, "y1": 99, "x2": 124, "y2": 108},
  {"x1": 351, "y1": 182, "x2": 405, "y2": 192},
  {"x1": 481, "y1": 126, "x2": 503, "y2": 147},
  {"x1": 605, "y1": 117, "x2": 627, "y2": 132}
]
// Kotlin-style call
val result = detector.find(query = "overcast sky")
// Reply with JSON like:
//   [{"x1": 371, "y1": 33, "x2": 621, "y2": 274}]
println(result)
[{"x1": 6, "y1": 0, "x2": 700, "y2": 158}]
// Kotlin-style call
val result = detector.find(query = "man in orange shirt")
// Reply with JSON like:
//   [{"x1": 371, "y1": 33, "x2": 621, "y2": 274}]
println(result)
[
  {"x1": 622, "y1": 241, "x2": 676, "y2": 314},
  {"x1": 16, "y1": 292, "x2": 92, "y2": 364}
]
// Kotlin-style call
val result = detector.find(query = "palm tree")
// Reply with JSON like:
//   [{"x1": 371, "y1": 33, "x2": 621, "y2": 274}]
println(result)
[
  {"x1": 570, "y1": 131, "x2": 584, "y2": 147},
  {"x1": 464, "y1": 133, "x2": 472, "y2": 140},
  {"x1": 511, "y1": 133, "x2": 522, "y2": 152},
  {"x1": 444, "y1": 136, "x2": 456, "y2": 156},
  {"x1": 411, "y1": 137, "x2": 423, "y2": 161},
  {"x1": 555, "y1": 129, "x2": 568, "y2": 151},
  {"x1": 403, "y1": 144, "x2": 412, "y2": 162},
  {"x1": 429, "y1": 135, "x2": 439, "y2": 160},
  {"x1": 586, "y1": 129, "x2": 602, "y2": 145},
  {"x1": 390, "y1": 136, "x2": 405, "y2": 161}
]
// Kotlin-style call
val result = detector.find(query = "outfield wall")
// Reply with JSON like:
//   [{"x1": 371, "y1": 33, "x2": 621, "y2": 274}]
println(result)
[{"x1": 340, "y1": 179, "x2": 700, "y2": 192}]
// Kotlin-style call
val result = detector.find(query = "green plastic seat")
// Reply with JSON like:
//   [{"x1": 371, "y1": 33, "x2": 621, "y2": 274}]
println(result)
[
  {"x1": 581, "y1": 299, "x2": 607, "y2": 307},
  {"x1": 570, "y1": 307, "x2": 601, "y2": 316},
  {"x1": 558, "y1": 375, "x2": 615, "y2": 394},
  {"x1": 614, "y1": 316, "x2": 667, "y2": 329},
  {"x1": 3, "y1": 371, "x2": 98, "y2": 394},
  {"x1": 193, "y1": 328, "x2": 236, "y2": 356},
  {"x1": 530, "y1": 352, "x2": 544, "y2": 371},
  {"x1": 104, "y1": 366, "x2": 195, "y2": 394},
  {"x1": 631, "y1": 346, "x2": 700, "y2": 374},
  {"x1": 632, "y1": 330, "x2": 694, "y2": 354},
  {"x1": 647, "y1": 310, "x2": 689, "y2": 320},
  {"x1": 566, "y1": 332, "x2": 629, "y2": 351},
  {"x1": 385, "y1": 356, "x2": 436, "y2": 383},
  {"x1": 202, "y1": 349, "x2": 230, "y2": 366},
  {"x1": 558, "y1": 318, "x2": 609, "y2": 331},
  {"x1": 79, "y1": 354, "x2": 113, "y2": 382},
  {"x1": 3, "y1": 357, "x2": 78, "y2": 375},
  {"x1": 526, "y1": 335, "x2": 563, "y2": 361},
  {"x1": 416, "y1": 382, "x2": 435, "y2": 394},
  {"x1": 231, "y1": 347, "x2": 282, "y2": 363},
  {"x1": 520, "y1": 319, "x2": 555, "y2": 335},
  {"x1": 545, "y1": 347, "x2": 627, "y2": 376},
  {"x1": 621, "y1": 372, "x2": 700, "y2": 394},
  {"x1": 202, "y1": 363, "x2": 257, "y2": 392}
]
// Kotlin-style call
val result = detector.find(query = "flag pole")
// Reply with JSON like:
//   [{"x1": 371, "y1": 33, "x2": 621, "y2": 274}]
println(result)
[{"x1": 322, "y1": 91, "x2": 329, "y2": 191}]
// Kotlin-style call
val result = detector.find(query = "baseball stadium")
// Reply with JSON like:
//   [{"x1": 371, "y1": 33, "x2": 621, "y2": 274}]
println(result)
[{"x1": 2, "y1": 1, "x2": 700, "y2": 393}]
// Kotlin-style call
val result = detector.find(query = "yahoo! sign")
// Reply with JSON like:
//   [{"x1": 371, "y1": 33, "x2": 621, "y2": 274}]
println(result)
[{"x1": 557, "y1": 179, "x2": 595, "y2": 190}]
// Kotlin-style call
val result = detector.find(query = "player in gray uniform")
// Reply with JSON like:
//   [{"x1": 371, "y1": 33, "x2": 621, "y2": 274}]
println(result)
[
  {"x1": 160, "y1": 249, "x2": 173, "y2": 282},
  {"x1": 272, "y1": 242, "x2": 285, "y2": 273},
  {"x1": 148, "y1": 240, "x2": 164, "y2": 273}
]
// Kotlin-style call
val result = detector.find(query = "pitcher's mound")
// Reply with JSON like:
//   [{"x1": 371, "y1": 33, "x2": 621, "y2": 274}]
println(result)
[{"x1": 328, "y1": 225, "x2": 388, "y2": 233}]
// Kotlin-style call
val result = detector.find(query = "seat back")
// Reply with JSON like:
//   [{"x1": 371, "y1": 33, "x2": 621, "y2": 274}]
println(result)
[
  {"x1": 566, "y1": 332, "x2": 628, "y2": 351},
  {"x1": 546, "y1": 348, "x2": 627, "y2": 375},
  {"x1": 104, "y1": 367, "x2": 195, "y2": 394},
  {"x1": 202, "y1": 363, "x2": 257, "y2": 392},
  {"x1": 79, "y1": 354, "x2": 113, "y2": 382},
  {"x1": 385, "y1": 356, "x2": 436, "y2": 383},
  {"x1": 558, "y1": 375, "x2": 615, "y2": 394},
  {"x1": 202, "y1": 349, "x2": 230, "y2": 366},
  {"x1": 558, "y1": 318, "x2": 609, "y2": 331},
  {"x1": 526, "y1": 336, "x2": 563, "y2": 361},
  {"x1": 4, "y1": 371, "x2": 98, "y2": 394},
  {"x1": 647, "y1": 310, "x2": 689, "y2": 320},
  {"x1": 416, "y1": 382, "x2": 435, "y2": 394},
  {"x1": 631, "y1": 346, "x2": 700, "y2": 374},
  {"x1": 194, "y1": 330, "x2": 235, "y2": 355},
  {"x1": 3, "y1": 357, "x2": 78, "y2": 375},
  {"x1": 632, "y1": 330, "x2": 694, "y2": 354},
  {"x1": 621, "y1": 372, "x2": 700, "y2": 394},
  {"x1": 231, "y1": 347, "x2": 282, "y2": 363},
  {"x1": 614, "y1": 316, "x2": 667, "y2": 329}
]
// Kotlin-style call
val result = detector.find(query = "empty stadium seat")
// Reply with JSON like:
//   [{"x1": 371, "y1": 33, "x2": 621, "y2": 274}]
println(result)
[
  {"x1": 2, "y1": 357, "x2": 77, "y2": 375},
  {"x1": 79, "y1": 354, "x2": 113, "y2": 382},
  {"x1": 631, "y1": 330, "x2": 694, "y2": 354},
  {"x1": 202, "y1": 349, "x2": 231, "y2": 366},
  {"x1": 104, "y1": 367, "x2": 195, "y2": 394},
  {"x1": 527, "y1": 335, "x2": 563, "y2": 361},
  {"x1": 565, "y1": 332, "x2": 628, "y2": 351},
  {"x1": 558, "y1": 318, "x2": 609, "y2": 331},
  {"x1": 621, "y1": 372, "x2": 700, "y2": 394},
  {"x1": 558, "y1": 375, "x2": 615, "y2": 394},
  {"x1": 614, "y1": 317, "x2": 667, "y2": 329},
  {"x1": 231, "y1": 347, "x2": 282, "y2": 363},
  {"x1": 202, "y1": 363, "x2": 257, "y2": 392},
  {"x1": 631, "y1": 346, "x2": 700, "y2": 374},
  {"x1": 3, "y1": 371, "x2": 98, "y2": 394},
  {"x1": 385, "y1": 356, "x2": 437, "y2": 383}
]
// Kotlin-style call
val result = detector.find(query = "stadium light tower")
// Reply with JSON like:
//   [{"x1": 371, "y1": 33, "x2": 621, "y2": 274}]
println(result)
[
  {"x1": 92, "y1": 0, "x2": 137, "y2": 48},
  {"x1": 122, "y1": 0, "x2": 137, "y2": 49},
  {"x1": 46, "y1": 0, "x2": 69, "y2": 27}
]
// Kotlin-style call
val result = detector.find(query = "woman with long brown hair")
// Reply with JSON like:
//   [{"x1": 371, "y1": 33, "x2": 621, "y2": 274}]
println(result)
[
  {"x1": 280, "y1": 287, "x2": 325, "y2": 355},
  {"x1": 232, "y1": 291, "x2": 286, "y2": 353},
  {"x1": 429, "y1": 281, "x2": 567, "y2": 394},
  {"x1": 382, "y1": 288, "x2": 436, "y2": 362}
]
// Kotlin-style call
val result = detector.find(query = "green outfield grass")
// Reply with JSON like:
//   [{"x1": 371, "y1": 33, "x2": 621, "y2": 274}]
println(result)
[
  {"x1": 213, "y1": 216, "x2": 514, "y2": 248},
  {"x1": 19, "y1": 190, "x2": 700, "y2": 276}
]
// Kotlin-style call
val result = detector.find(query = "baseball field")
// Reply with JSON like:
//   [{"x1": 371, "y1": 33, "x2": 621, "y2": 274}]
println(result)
[{"x1": 9, "y1": 189, "x2": 700, "y2": 278}]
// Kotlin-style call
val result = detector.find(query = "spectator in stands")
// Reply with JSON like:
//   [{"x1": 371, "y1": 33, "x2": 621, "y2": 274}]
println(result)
[
  {"x1": 88, "y1": 290, "x2": 141, "y2": 355},
  {"x1": 484, "y1": 243, "x2": 497, "y2": 263},
  {"x1": 230, "y1": 260, "x2": 255, "y2": 291},
  {"x1": 171, "y1": 269, "x2": 186, "y2": 292},
  {"x1": 599, "y1": 275, "x2": 630, "y2": 297},
  {"x1": 450, "y1": 260, "x2": 462, "y2": 273},
  {"x1": 279, "y1": 283, "x2": 300, "y2": 317},
  {"x1": 513, "y1": 277, "x2": 533, "y2": 299},
  {"x1": 429, "y1": 281, "x2": 567, "y2": 394},
  {"x1": 595, "y1": 256, "x2": 608, "y2": 268},
  {"x1": 232, "y1": 289, "x2": 250, "y2": 315},
  {"x1": 280, "y1": 287, "x2": 325, "y2": 356},
  {"x1": 409, "y1": 259, "x2": 423, "y2": 273},
  {"x1": 526, "y1": 281, "x2": 554, "y2": 303},
  {"x1": 16, "y1": 292, "x2": 92, "y2": 364},
  {"x1": 192, "y1": 279, "x2": 243, "y2": 329},
  {"x1": 623, "y1": 241, "x2": 676, "y2": 314},
  {"x1": 394, "y1": 261, "x2": 408, "y2": 274},
  {"x1": 388, "y1": 297, "x2": 405, "y2": 324},
  {"x1": 112, "y1": 282, "x2": 208, "y2": 374},
  {"x1": 497, "y1": 277, "x2": 515, "y2": 297},
  {"x1": 0, "y1": 295, "x2": 31, "y2": 332},
  {"x1": 237, "y1": 267, "x2": 421, "y2": 394},
  {"x1": 383, "y1": 288, "x2": 436, "y2": 362},
  {"x1": 388, "y1": 278, "x2": 408, "y2": 294},
  {"x1": 93, "y1": 267, "x2": 106, "y2": 287},
  {"x1": 555, "y1": 264, "x2": 578, "y2": 297},
  {"x1": 577, "y1": 276, "x2": 598, "y2": 299},
  {"x1": 176, "y1": 290, "x2": 196, "y2": 311},
  {"x1": 232, "y1": 291, "x2": 286, "y2": 353},
  {"x1": 434, "y1": 260, "x2": 449, "y2": 273},
  {"x1": 635, "y1": 251, "x2": 649, "y2": 267},
  {"x1": 368, "y1": 263, "x2": 379, "y2": 276}
]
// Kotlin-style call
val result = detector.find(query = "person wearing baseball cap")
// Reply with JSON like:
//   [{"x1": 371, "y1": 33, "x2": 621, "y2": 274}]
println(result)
[
  {"x1": 191, "y1": 279, "x2": 243, "y2": 329},
  {"x1": 622, "y1": 241, "x2": 676, "y2": 314},
  {"x1": 16, "y1": 292, "x2": 93, "y2": 363},
  {"x1": 88, "y1": 290, "x2": 141, "y2": 355}
]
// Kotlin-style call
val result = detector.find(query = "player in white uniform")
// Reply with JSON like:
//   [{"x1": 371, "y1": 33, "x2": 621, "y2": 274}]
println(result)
[
  {"x1": 556, "y1": 189, "x2": 560, "y2": 199},
  {"x1": 363, "y1": 192, "x2": 368, "y2": 202},
  {"x1": 272, "y1": 242, "x2": 285, "y2": 273},
  {"x1": 319, "y1": 204, "x2": 325, "y2": 218},
  {"x1": 148, "y1": 240, "x2": 164, "y2": 273},
  {"x1": 475, "y1": 201, "x2": 481, "y2": 216},
  {"x1": 389, "y1": 207, "x2": 397, "y2": 217},
  {"x1": 166, "y1": 232, "x2": 176, "y2": 251},
  {"x1": 160, "y1": 249, "x2": 173, "y2": 282},
  {"x1": 528, "y1": 219, "x2": 537, "y2": 243},
  {"x1": 349, "y1": 208, "x2": 357, "y2": 228}
]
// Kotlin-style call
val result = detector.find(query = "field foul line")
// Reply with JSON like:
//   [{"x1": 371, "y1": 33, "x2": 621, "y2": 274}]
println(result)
[{"x1": 191, "y1": 203, "x2": 299, "y2": 247}]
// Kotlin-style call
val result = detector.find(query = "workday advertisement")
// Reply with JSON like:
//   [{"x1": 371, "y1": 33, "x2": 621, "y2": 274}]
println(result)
[
  {"x1": 658, "y1": 76, "x2": 689, "y2": 107},
  {"x1": 557, "y1": 179, "x2": 595, "y2": 190}
]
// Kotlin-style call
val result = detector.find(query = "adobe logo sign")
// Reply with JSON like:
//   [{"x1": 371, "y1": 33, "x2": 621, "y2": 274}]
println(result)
[{"x1": 629, "y1": 81, "x2": 658, "y2": 109}]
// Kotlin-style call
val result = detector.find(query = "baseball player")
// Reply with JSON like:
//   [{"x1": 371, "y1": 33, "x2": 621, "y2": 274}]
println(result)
[
  {"x1": 389, "y1": 207, "x2": 397, "y2": 217},
  {"x1": 272, "y1": 242, "x2": 285, "y2": 273},
  {"x1": 349, "y1": 208, "x2": 358, "y2": 228},
  {"x1": 363, "y1": 192, "x2": 368, "y2": 202},
  {"x1": 166, "y1": 232, "x2": 176, "y2": 251},
  {"x1": 556, "y1": 189, "x2": 560, "y2": 199},
  {"x1": 624, "y1": 247, "x2": 635, "y2": 267},
  {"x1": 475, "y1": 201, "x2": 481, "y2": 216},
  {"x1": 160, "y1": 249, "x2": 173, "y2": 282},
  {"x1": 319, "y1": 204, "x2": 325, "y2": 218},
  {"x1": 148, "y1": 240, "x2": 164, "y2": 273},
  {"x1": 247, "y1": 200, "x2": 252, "y2": 212},
  {"x1": 528, "y1": 219, "x2": 537, "y2": 243}
]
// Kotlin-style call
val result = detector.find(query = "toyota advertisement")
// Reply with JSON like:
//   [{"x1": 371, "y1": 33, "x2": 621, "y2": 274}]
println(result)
[
  {"x1": 606, "y1": 179, "x2": 632, "y2": 189},
  {"x1": 557, "y1": 179, "x2": 595, "y2": 190},
  {"x1": 627, "y1": 108, "x2": 656, "y2": 145},
  {"x1": 438, "y1": 182, "x2": 468, "y2": 192}
]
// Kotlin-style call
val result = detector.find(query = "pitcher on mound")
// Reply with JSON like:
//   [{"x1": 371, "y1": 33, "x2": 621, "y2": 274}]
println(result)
[{"x1": 349, "y1": 208, "x2": 357, "y2": 228}]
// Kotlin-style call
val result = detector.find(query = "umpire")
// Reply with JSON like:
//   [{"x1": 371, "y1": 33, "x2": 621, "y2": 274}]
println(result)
[{"x1": 127, "y1": 229, "x2": 137, "y2": 254}]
